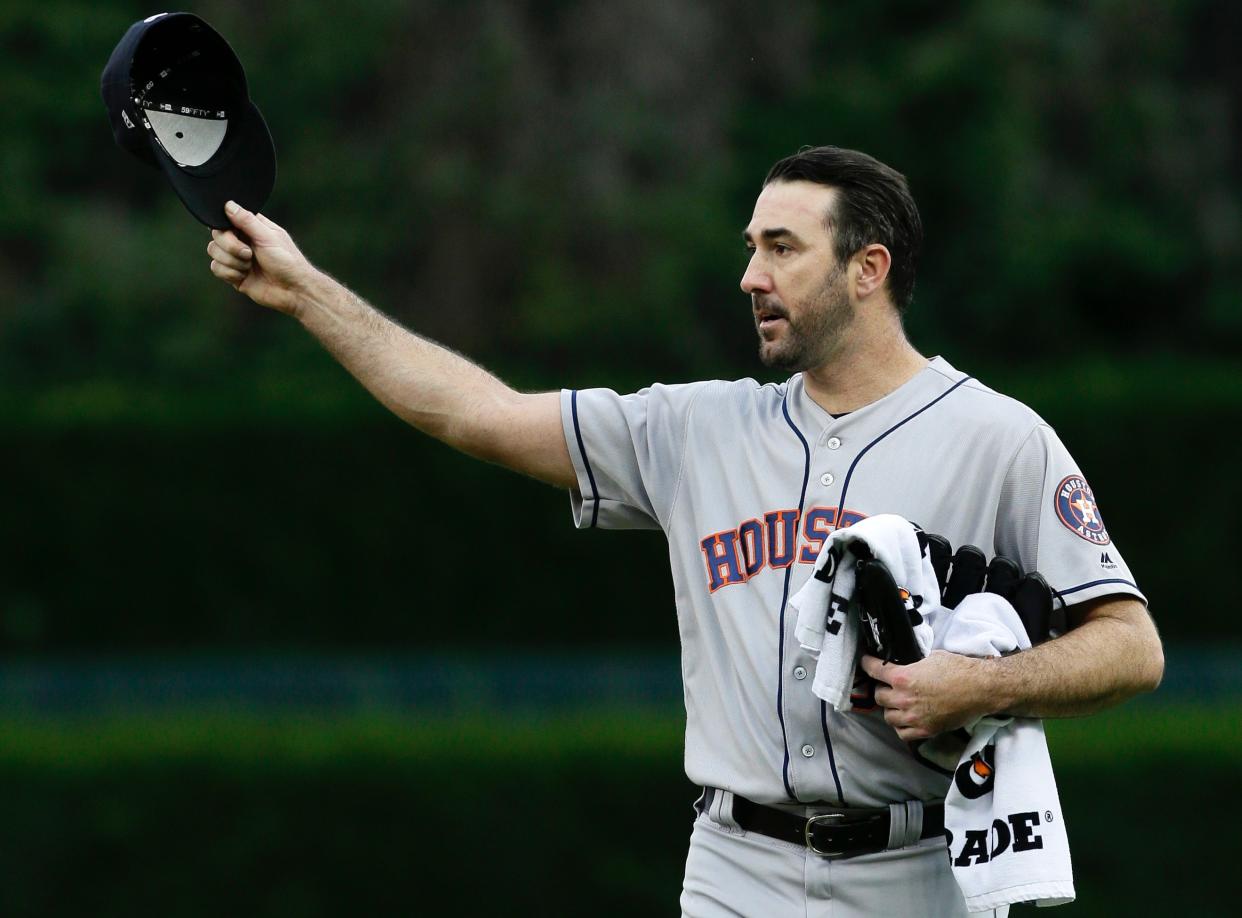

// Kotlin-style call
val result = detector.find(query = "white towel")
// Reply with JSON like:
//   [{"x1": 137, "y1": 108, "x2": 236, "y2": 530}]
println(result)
[
  {"x1": 936, "y1": 593, "x2": 1075, "y2": 912},
  {"x1": 789, "y1": 516, "x2": 1075, "y2": 912},
  {"x1": 789, "y1": 514, "x2": 936, "y2": 711}
]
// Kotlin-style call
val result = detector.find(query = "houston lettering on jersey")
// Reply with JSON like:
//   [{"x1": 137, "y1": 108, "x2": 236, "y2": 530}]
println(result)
[{"x1": 699, "y1": 506, "x2": 867, "y2": 592}]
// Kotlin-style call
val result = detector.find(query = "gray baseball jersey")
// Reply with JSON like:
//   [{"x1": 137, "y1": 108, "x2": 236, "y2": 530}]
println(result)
[{"x1": 560, "y1": 356, "x2": 1144, "y2": 810}]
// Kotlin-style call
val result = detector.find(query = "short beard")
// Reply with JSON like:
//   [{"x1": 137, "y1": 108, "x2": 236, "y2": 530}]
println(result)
[{"x1": 757, "y1": 262, "x2": 854, "y2": 372}]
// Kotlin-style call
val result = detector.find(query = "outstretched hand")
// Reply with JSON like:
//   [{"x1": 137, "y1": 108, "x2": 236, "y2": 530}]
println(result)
[
  {"x1": 206, "y1": 201, "x2": 316, "y2": 316},
  {"x1": 860, "y1": 651, "x2": 996, "y2": 742}
]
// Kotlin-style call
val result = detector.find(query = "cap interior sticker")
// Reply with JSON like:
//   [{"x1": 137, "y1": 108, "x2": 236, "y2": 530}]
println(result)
[{"x1": 144, "y1": 108, "x2": 228, "y2": 166}]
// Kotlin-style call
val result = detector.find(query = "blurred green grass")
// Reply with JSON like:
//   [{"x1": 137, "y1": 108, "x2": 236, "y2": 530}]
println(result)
[
  {"x1": 0, "y1": 702, "x2": 1234, "y2": 766},
  {"x1": 0, "y1": 707, "x2": 687, "y2": 767},
  {"x1": 0, "y1": 703, "x2": 1234, "y2": 916},
  {"x1": 1045, "y1": 703, "x2": 1242, "y2": 762}
]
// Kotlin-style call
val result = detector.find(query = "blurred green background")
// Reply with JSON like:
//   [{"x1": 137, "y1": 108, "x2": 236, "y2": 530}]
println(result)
[{"x1": 2, "y1": 0, "x2": 1239, "y2": 914}]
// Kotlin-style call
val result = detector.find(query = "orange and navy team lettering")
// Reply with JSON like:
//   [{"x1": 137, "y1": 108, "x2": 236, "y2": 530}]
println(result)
[{"x1": 699, "y1": 507, "x2": 868, "y2": 592}]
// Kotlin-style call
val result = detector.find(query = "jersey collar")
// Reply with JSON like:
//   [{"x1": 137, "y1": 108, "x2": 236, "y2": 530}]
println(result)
[{"x1": 784, "y1": 356, "x2": 962, "y2": 442}]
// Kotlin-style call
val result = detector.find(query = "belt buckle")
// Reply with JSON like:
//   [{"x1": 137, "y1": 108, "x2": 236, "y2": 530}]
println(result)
[{"x1": 804, "y1": 812, "x2": 849, "y2": 857}]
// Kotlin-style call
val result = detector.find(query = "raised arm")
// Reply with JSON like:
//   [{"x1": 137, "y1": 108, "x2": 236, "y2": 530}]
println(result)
[{"x1": 207, "y1": 201, "x2": 575, "y2": 489}]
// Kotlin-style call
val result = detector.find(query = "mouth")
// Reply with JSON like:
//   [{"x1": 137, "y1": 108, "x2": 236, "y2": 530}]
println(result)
[{"x1": 754, "y1": 307, "x2": 788, "y2": 333}]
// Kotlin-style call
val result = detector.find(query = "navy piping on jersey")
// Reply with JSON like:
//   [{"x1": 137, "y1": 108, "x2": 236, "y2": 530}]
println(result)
[
  {"x1": 778, "y1": 394, "x2": 844, "y2": 802},
  {"x1": 1057, "y1": 578, "x2": 1141, "y2": 599},
  {"x1": 569, "y1": 390, "x2": 601, "y2": 529},
  {"x1": 819, "y1": 701, "x2": 846, "y2": 805},
  {"x1": 833, "y1": 375, "x2": 975, "y2": 519},
  {"x1": 789, "y1": 372, "x2": 973, "y2": 804}
]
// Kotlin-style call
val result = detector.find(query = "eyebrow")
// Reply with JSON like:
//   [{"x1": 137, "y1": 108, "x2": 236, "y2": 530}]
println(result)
[{"x1": 742, "y1": 227, "x2": 804, "y2": 245}]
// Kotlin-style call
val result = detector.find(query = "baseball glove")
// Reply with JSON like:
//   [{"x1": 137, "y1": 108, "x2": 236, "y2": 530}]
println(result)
[
  {"x1": 923, "y1": 533, "x2": 1057, "y2": 648},
  {"x1": 849, "y1": 540, "x2": 929, "y2": 665},
  {"x1": 853, "y1": 529, "x2": 1056, "y2": 665}
]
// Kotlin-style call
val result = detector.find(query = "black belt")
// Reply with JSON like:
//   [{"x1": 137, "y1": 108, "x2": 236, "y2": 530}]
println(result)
[{"x1": 701, "y1": 788, "x2": 945, "y2": 858}]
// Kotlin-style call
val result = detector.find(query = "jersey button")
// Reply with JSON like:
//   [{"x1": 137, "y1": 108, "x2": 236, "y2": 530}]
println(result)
[
  {"x1": 793, "y1": 666, "x2": 808, "y2": 680},
  {"x1": 801, "y1": 744, "x2": 815, "y2": 758},
  {"x1": 819, "y1": 472, "x2": 834, "y2": 487},
  {"x1": 826, "y1": 437, "x2": 842, "y2": 450}
]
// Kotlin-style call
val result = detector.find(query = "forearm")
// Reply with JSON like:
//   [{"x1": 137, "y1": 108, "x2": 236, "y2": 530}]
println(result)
[
  {"x1": 865, "y1": 596, "x2": 1165, "y2": 739},
  {"x1": 207, "y1": 203, "x2": 574, "y2": 486},
  {"x1": 296, "y1": 271, "x2": 512, "y2": 458},
  {"x1": 983, "y1": 600, "x2": 1165, "y2": 718}
]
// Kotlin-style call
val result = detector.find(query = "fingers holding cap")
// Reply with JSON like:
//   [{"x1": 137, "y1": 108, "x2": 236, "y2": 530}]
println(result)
[
  {"x1": 224, "y1": 200, "x2": 276, "y2": 241},
  {"x1": 209, "y1": 257, "x2": 247, "y2": 286},
  {"x1": 207, "y1": 235, "x2": 251, "y2": 271},
  {"x1": 226, "y1": 201, "x2": 288, "y2": 238},
  {"x1": 210, "y1": 228, "x2": 253, "y2": 262}
]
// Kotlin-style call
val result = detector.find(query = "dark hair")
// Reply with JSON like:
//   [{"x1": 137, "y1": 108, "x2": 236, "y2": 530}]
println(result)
[{"x1": 764, "y1": 146, "x2": 922, "y2": 311}]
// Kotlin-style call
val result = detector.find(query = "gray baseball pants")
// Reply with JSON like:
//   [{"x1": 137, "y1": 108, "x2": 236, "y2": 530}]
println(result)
[{"x1": 680, "y1": 788, "x2": 1009, "y2": 918}]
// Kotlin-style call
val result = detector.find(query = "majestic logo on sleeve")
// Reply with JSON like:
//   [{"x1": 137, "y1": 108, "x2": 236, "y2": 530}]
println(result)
[{"x1": 1054, "y1": 475, "x2": 1110, "y2": 545}]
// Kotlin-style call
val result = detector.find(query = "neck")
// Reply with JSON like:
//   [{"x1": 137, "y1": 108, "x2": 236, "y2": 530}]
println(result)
[{"x1": 800, "y1": 314, "x2": 928, "y2": 415}]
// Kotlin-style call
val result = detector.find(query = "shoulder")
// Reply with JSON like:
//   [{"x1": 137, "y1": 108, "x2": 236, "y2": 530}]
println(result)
[
  {"x1": 686, "y1": 376, "x2": 791, "y2": 419},
  {"x1": 925, "y1": 358, "x2": 1047, "y2": 444},
  {"x1": 573, "y1": 378, "x2": 784, "y2": 430},
  {"x1": 573, "y1": 377, "x2": 786, "y2": 418},
  {"x1": 639, "y1": 376, "x2": 787, "y2": 406},
  {"x1": 614, "y1": 378, "x2": 790, "y2": 438}
]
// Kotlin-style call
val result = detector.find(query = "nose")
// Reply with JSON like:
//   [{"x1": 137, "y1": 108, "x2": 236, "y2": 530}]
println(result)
[{"x1": 740, "y1": 255, "x2": 773, "y2": 295}]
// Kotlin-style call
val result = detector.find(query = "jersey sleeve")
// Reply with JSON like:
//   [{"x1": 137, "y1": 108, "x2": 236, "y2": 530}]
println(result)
[
  {"x1": 560, "y1": 382, "x2": 713, "y2": 531},
  {"x1": 993, "y1": 423, "x2": 1146, "y2": 609}
]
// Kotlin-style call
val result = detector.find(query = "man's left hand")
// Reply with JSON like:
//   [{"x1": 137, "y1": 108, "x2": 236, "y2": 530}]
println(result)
[{"x1": 859, "y1": 651, "x2": 994, "y2": 741}]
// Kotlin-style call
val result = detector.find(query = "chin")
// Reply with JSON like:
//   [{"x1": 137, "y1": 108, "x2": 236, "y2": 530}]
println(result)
[{"x1": 758, "y1": 344, "x2": 803, "y2": 373}]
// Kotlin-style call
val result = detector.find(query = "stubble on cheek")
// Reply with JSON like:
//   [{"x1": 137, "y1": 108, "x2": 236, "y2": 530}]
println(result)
[
  {"x1": 755, "y1": 265, "x2": 852, "y2": 372},
  {"x1": 757, "y1": 318, "x2": 810, "y2": 371}
]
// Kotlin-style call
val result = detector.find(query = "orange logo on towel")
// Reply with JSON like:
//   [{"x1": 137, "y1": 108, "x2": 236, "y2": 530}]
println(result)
[{"x1": 954, "y1": 744, "x2": 997, "y2": 800}]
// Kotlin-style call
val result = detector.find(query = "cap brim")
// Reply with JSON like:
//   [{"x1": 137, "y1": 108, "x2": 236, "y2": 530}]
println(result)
[{"x1": 149, "y1": 100, "x2": 276, "y2": 229}]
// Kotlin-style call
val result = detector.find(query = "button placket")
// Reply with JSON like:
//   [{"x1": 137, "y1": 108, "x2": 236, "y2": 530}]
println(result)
[{"x1": 789, "y1": 419, "x2": 851, "y2": 800}]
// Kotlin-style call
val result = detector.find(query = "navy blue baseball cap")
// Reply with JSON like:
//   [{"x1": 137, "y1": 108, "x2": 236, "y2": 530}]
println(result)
[{"x1": 101, "y1": 12, "x2": 276, "y2": 228}]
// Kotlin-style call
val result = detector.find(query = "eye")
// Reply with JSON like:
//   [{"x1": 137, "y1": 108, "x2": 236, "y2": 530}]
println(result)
[{"x1": 773, "y1": 243, "x2": 792, "y2": 255}]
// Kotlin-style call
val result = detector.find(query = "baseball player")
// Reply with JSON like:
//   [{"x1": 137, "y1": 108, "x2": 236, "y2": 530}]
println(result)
[{"x1": 205, "y1": 146, "x2": 1164, "y2": 916}]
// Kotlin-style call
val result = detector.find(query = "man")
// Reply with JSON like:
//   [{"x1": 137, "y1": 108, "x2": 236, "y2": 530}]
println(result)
[{"x1": 206, "y1": 146, "x2": 1164, "y2": 916}]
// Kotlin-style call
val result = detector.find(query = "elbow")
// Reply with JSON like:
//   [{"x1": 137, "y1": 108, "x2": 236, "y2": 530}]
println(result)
[
  {"x1": 1132, "y1": 612, "x2": 1165, "y2": 695},
  {"x1": 1117, "y1": 601, "x2": 1165, "y2": 696},
  {"x1": 444, "y1": 389, "x2": 516, "y2": 463},
  {"x1": 1139, "y1": 637, "x2": 1165, "y2": 695}
]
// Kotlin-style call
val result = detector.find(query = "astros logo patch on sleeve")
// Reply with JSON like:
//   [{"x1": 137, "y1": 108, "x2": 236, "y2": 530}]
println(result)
[{"x1": 1054, "y1": 475, "x2": 1110, "y2": 545}]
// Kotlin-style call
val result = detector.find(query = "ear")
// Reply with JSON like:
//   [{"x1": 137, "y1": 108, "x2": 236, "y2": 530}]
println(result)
[{"x1": 853, "y1": 244, "x2": 892, "y2": 300}]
